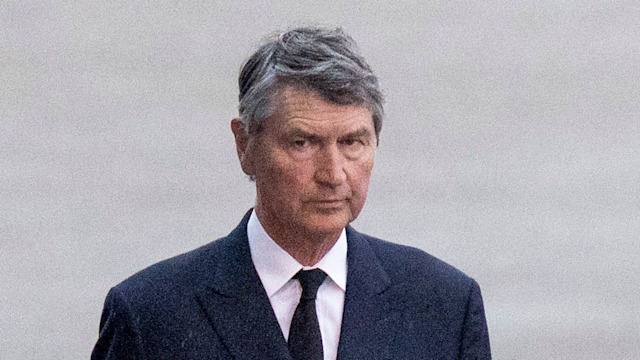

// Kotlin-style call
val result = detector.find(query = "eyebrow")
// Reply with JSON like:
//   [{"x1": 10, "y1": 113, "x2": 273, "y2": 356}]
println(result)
[
  {"x1": 286, "y1": 126, "x2": 373, "y2": 139},
  {"x1": 285, "y1": 129, "x2": 323, "y2": 143},
  {"x1": 339, "y1": 127, "x2": 373, "y2": 139}
]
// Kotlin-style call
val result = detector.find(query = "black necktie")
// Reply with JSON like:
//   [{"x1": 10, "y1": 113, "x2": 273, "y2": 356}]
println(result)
[{"x1": 288, "y1": 269, "x2": 327, "y2": 360}]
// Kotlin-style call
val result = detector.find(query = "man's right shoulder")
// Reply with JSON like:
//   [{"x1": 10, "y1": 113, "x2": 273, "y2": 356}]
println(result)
[
  {"x1": 92, "y1": 226, "x2": 251, "y2": 359},
  {"x1": 111, "y1": 235, "x2": 230, "y2": 302},
  {"x1": 111, "y1": 212, "x2": 252, "y2": 302}
]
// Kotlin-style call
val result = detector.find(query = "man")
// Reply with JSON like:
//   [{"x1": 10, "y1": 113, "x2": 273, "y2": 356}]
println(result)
[{"x1": 92, "y1": 27, "x2": 491, "y2": 359}]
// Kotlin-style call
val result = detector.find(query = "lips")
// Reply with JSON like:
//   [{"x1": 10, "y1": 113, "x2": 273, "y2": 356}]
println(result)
[
  {"x1": 305, "y1": 199, "x2": 348, "y2": 209},
  {"x1": 303, "y1": 194, "x2": 350, "y2": 205},
  {"x1": 309, "y1": 198, "x2": 348, "y2": 203}
]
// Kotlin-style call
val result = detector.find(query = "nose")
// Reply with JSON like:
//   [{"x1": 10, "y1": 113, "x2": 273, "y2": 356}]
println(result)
[{"x1": 314, "y1": 144, "x2": 347, "y2": 187}]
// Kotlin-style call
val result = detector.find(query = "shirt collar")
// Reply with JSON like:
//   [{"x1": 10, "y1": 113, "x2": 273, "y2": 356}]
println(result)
[{"x1": 247, "y1": 210, "x2": 348, "y2": 297}]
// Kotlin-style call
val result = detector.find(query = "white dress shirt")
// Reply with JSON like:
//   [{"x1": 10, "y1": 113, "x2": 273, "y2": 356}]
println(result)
[{"x1": 247, "y1": 210, "x2": 347, "y2": 360}]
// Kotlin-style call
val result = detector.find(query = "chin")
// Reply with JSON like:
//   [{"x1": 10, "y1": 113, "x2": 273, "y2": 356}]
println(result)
[{"x1": 304, "y1": 213, "x2": 351, "y2": 235}]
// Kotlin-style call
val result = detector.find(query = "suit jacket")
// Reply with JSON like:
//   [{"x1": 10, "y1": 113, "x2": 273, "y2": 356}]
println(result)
[{"x1": 92, "y1": 211, "x2": 490, "y2": 359}]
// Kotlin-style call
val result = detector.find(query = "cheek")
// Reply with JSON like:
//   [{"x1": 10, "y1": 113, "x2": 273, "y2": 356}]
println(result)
[
  {"x1": 348, "y1": 176, "x2": 371, "y2": 220},
  {"x1": 350, "y1": 160, "x2": 374, "y2": 197},
  {"x1": 263, "y1": 157, "x2": 312, "y2": 195}
]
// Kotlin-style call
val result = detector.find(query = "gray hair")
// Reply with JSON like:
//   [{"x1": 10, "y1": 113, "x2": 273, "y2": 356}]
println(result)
[{"x1": 237, "y1": 27, "x2": 384, "y2": 137}]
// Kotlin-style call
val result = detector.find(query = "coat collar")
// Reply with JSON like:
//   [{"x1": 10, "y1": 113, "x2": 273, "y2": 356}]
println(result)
[
  {"x1": 196, "y1": 212, "x2": 399, "y2": 360},
  {"x1": 337, "y1": 227, "x2": 400, "y2": 360},
  {"x1": 196, "y1": 211, "x2": 293, "y2": 359}
]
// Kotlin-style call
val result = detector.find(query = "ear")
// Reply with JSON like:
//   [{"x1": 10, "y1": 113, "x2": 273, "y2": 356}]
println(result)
[{"x1": 231, "y1": 118, "x2": 255, "y2": 176}]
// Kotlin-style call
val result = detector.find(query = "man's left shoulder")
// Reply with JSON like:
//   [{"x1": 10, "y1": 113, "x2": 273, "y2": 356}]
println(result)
[
  {"x1": 347, "y1": 230, "x2": 492, "y2": 358},
  {"x1": 348, "y1": 228, "x2": 478, "y2": 292}
]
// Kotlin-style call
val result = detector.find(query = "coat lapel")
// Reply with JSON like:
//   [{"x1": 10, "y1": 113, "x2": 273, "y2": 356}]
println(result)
[
  {"x1": 195, "y1": 213, "x2": 292, "y2": 360},
  {"x1": 337, "y1": 228, "x2": 400, "y2": 360},
  {"x1": 194, "y1": 215, "x2": 401, "y2": 359}
]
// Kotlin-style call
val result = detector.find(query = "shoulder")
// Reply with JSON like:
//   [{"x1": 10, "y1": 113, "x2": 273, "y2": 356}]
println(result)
[
  {"x1": 110, "y1": 236, "x2": 228, "y2": 304},
  {"x1": 109, "y1": 214, "x2": 249, "y2": 313},
  {"x1": 348, "y1": 228, "x2": 477, "y2": 294},
  {"x1": 112, "y1": 212, "x2": 251, "y2": 300},
  {"x1": 347, "y1": 230, "x2": 491, "y2": 358},
  {"x1": 93, "y1": 222, "x2": 250, "y2": 358}
]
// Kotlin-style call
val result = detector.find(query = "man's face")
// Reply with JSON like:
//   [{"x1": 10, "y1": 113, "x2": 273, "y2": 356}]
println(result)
[{"x1": 233, "y1": 86, "x2": 377, "y2": 243}]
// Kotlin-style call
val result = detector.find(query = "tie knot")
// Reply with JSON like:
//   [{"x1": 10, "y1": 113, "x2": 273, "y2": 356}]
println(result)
[{"x1": 294, "y1": 269, "x2": 327, "y2": 300}]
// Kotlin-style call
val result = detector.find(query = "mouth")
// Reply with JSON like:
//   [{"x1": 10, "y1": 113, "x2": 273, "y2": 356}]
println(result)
[
  {"x1": 307, "y1": 199, "x2": 349, "y2": 209},
  {"x1": 312, "y1": 199, "x2": 347, "y2": 203},
  {"x1": 311, "y1": 201, "x2": 346, "y2": 215}
]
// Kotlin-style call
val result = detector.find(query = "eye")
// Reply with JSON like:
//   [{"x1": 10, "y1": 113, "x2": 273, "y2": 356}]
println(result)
[
  {"x1": 292, "y1": 139, "x2": 307, "y2": 148},
  {"x1": 341, "y1": 138, "x2": 363, "y2": 147}
]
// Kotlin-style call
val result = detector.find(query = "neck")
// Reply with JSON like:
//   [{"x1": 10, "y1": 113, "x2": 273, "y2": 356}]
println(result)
[
  {"x1": 278, "y1": 234, "x2": 339, "y2": 266},
  {"x1": 254, "y1": 209, "x2": 341, "y2": 266}
]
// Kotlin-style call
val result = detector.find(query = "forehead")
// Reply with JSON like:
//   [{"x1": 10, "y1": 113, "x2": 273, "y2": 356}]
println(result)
[{"x1": 266, "y1": 87, "x2": 374, "y2": 135}]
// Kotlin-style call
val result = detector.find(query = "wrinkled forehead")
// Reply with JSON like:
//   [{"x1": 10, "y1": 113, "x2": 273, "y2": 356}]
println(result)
[
  {"x1": 271, "y1": 85, "x2": 371, "y2": 117},
  {"x1": 273, "y1": 86, "x2": 372, "y2": 120},
  {"x1": 256, "y1": 86, "x2": 376, "y2": 145},
  {"x1": 252, "y1": 88, "x2": 372, "y2": 146},
  {"x1": 271, "y1": 82, "x2": 370, "y2": 111}
]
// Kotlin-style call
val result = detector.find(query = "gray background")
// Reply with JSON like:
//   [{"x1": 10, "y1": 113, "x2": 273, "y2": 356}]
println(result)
[{"x1": 2, "y1": 1, "x2": 639, "y2": 359}]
